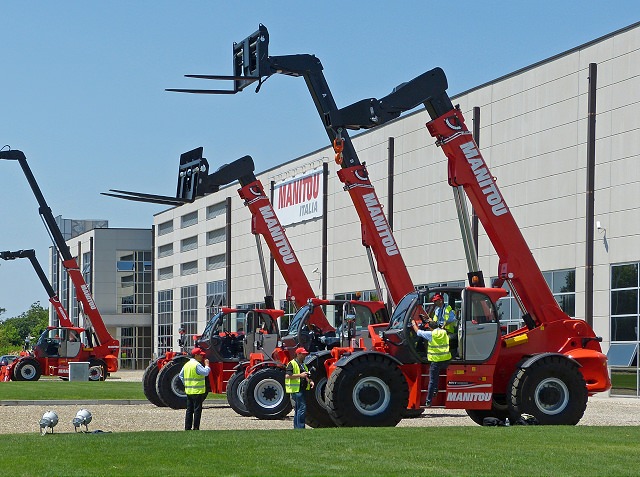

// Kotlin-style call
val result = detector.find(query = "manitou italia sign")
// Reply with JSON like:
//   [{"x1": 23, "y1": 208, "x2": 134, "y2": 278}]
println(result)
[{"x1": 273, "y1": 169, "x2": 323, "y2": 226}]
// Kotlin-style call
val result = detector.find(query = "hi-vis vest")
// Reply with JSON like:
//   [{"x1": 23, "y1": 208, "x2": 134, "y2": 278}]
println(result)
[
  {"x1": 428, "y1": 329, "x2": 452, "y2": 362},
  {"x1": 285, "y1": 359, "x2": 310, "y2": 393},
  {"x1": 183, "y1": 359, "x2": 206, "y2": 395},
  {"x1": 438, "y1": 305, "x2": 457, "y2": 335}
]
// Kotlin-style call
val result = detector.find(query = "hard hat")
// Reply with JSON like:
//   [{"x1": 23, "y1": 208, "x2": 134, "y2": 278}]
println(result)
[
  {"x1": 431, "y1": 294, "x2": 443, "y2": 303},
  {"x1": 295, "y1": 347, "x2": 309, "y2": 355},
  {"x1": 191, "y1": 347, "x2": 206, "y2": 357}
]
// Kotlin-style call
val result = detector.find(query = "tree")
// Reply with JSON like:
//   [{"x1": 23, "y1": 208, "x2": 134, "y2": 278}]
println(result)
[{"x1": 0, "y1": 302, "x2": 49, "y2": 349}]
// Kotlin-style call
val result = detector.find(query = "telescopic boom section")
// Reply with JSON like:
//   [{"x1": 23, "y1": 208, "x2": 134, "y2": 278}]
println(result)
[
  {"x1": 0, "y1": 149, "x2": 119, "y2": 348},
  {"x1": 0, "y1": 249, "x2": 73, "y2": 328},
  {"x1": 104, "y1": 149, "x2": 333, "y2": 333},
  {"x1": 167, "y1": 25, "x2": 415, "y2": 306},
  {"x1": 325, "y1": 67, "x2": 569, "y2": 327}
]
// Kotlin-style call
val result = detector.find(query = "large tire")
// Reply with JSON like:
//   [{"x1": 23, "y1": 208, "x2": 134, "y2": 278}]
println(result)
[
  {"x1": 13, "y1": 358, "x2": 42, "y2": 381},
  {"x1": 325, "y1": 354, "x2": 408, "y2": 427},
  {"x1": 89, "y1": 360, "x2": 107, "y2": 381},
  {"x1": 226, "y1": 371, "x2": 252, "y2": 417},
  {"x1": 305, "y1": 356, "x2": 337, "y2": 428},
  {"x1": 508, "y1": 355, "x2": 588, "y2": 425},
  {"x1": 465, "y1": 394, "x2": 509, "y2": 425},
  {"x1": 157, "y1": 359, "x2": 189, "y2": 409},
  {"x1": 242, "y1": 367, "x2": 292, "y2": 420},
  {"x1": 142, "y1": 361, "x2": 166, "y2": 407}
]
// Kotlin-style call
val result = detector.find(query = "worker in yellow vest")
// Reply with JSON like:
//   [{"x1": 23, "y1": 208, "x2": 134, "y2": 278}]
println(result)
[
  {"x1": 411, "y1": 319, "x2": 451, "y2": 407},
  {"x1": 285, "y1": 347, "x2": 315, "y2": 429},
  {"x1": 179, "y1": 347, "x2": 210, "y2": 430},
  {"x1": 429, "y1": 294, "x2": 458, "y2": 358}
]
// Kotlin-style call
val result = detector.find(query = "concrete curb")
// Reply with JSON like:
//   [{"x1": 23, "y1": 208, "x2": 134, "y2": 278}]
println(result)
[{"x1": 0, "y1": 400, "x2": 149, "y2": 406}]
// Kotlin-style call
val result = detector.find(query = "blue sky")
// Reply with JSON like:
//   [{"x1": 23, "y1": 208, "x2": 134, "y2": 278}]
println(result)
[{"x1": 1, "y1": 1, "x2": 639, "y2": 318}]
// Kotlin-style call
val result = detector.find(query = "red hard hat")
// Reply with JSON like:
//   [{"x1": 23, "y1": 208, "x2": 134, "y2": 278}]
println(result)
[
  {"x1": 191, "y1": 347, "x2": 206, "y2": 357},
  {"x1": 295, "y1": 347, "x2": 309, "y2": 355},
  {"x1": 431, "y1": 294, "x2": 443, "y2": 303}
]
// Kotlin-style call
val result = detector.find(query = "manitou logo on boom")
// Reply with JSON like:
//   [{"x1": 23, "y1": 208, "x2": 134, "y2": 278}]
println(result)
[
  {"x1": 81, "y1": 284, "x2": 97, "y2": 310},
  {"x1": 460, "y1": 141, "x2": 508, "y2": 217},
  {"x1": 258, "y1": 205, "x2": 297, "y2": 264},
  {"x1": 362, "y1": 193, "x2": 399, "y2": 256}
]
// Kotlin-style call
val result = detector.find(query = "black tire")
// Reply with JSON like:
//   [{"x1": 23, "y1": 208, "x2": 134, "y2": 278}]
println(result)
[
  {"x1": 305, "y1": 356, "x2": 337, "y2": 428},
  {"x1": 508, "y1": 355, "x2": 587, "y2": 425},
  {"x1": 89, "y1": 360, "x2": 107, "y2": 381},
  {"x1": 13, "y1": 358, "x2": 42, "y2": 381},
  {"x1": 242, "y1": 367, "x2": 292, "y2": 420},
  {"x1": 142, "y1": 360, "x2": 166, "y2": 407},
  {"x1": 465, "y1": 394, "x2": 509, "y2": 425},
  {"x1": 325, "y1": 353, "x2": 408, "y2": 427},
  {"x1": 157, "y1": 359, "x2": 189, "y2": 409},
  {"x1": 226, "y1": 371, "x2": 252, "y2": 417}
]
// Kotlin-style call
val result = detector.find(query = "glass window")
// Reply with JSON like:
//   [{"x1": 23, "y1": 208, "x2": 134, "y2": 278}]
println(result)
[
  {"x1": 158, "y1": 266, "x2": 173, "y2": 280},
  {"x1": 157, "y1": 289, "x2": 173, "y2": 355},
  {"x1": 158, "y1": 243, "x2": 173, "y2": 258},
  {"x1": 207, "y1": 254, "x2": 226, "y2": 271},
  {"x1": 206, "y1": 280, "x2": 227, "y2": 314},
  {"x1": 610, "y1": 262, "x2": 640, "y2": 397},
  {"x1": 181, "y1": 211, "x2": 198, "y2": 228},
  {"x1": 181, "y1": 236, "x2": 198, "y2": 252},
  {"x1": 181, "y1": 260, "x2": 198, "y2": 276},
  {"x1": 157, "y1": 220, "x2": 173, "y2": 236},
  {"x1": 612, "y1": 264, "x2": 638, "y2": 289},
  {"x1": 607, "y1": 343, "x2": 639, "y2": 367},
  {"x1": 611, "y1": 290, "x2": 638, "y2": 316},
  {"x1": 181, "y1": 285, "x2": 198, "y2": 338},
  {"x1": 207, "y1": 227, "x2": 226, "y2": 245},
  {"x1": 116, "y1": 250, "x2": 152, "y2": 313},
  {"x1": 207, "y1": 202, "x2": 226, "y2": 220}
]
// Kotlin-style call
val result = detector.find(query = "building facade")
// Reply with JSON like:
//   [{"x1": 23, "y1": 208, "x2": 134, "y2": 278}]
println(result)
[
  {"x1": 153, "y1": 23, "x2": 640, "y2": 396},
  {"x1": 51, "y1": 226, "x2": 153, "y2": 370}
]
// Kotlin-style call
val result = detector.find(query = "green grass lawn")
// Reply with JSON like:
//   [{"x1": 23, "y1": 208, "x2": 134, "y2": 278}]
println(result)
[
  {"x1": 0, "y1": 426, "x2": 638, "y2": 477},
  {"x1": 0, "y1": 380, "x2": 225, "y2": 401}
]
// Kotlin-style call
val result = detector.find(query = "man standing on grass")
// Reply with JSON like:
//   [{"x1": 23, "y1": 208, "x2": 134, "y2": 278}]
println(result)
[
  {"x1": 285, "y1": 347, "x2": 314, "y2": 429},
  {"x1": 179, "y1": 347, "x2": 210, "y2": 430}
]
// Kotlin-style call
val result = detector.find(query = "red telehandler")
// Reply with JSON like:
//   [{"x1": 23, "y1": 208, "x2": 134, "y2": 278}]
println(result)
[
  {"x1": 107, "y1": 149, "x2": 364, "y2": 419},
  {"x1": 172, "y1": 27, "x2": 611, "y2": 426},
  {"x1": 0, "y1": 150, "x2": 119, "y2": 380},
  {"x1": 312, "y1": 66, "x2": 611, "y2": 425},
  {"x1": 107, "y1": 149, "x2": 390, "y2": 420}
]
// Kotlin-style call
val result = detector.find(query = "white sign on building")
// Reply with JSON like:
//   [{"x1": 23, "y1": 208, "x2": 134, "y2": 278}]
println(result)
[{"x1": 273, "y1": 169, "x2": 323, "y2": 226}]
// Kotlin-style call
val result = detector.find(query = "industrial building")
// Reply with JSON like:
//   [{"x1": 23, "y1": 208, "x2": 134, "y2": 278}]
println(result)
[{"x1": 55, "y1": 23, "x2": 640, "y2": 393}]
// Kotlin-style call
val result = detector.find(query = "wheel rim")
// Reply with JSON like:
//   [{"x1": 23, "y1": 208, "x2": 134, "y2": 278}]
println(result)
[
  {"x1": 89, "y1": 366, "x2": 103, "y2": 381},
  {"x1": 237, "y1": 378, "x2": 247, "y2": 405},
  {"x1": 314, "y1": 377, "x2": 329, "y2": 411},
  {"x1": 534, "y1": 377, "x2": 569, "y2": 415},
  {"x1": 352, "y1": 376, "x2": 391, "y2": 416},
  {"x1": 20, "y1": 364, "x2": 36, "y2": 379},
  {"x1": 252, "y1": 378, "x2": 284, "y2": 409},
  {"x1": 171, "y1": 373, "x2": 186, "y2": 398}
]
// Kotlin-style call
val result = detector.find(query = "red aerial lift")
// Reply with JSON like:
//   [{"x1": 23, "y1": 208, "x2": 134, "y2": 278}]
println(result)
[{"x1": 0, "y1": 150, "x2": 119, "y2": 380}]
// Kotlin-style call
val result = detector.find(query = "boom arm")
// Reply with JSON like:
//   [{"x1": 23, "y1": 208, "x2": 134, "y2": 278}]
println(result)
[
  {"x1": 104, "y1": 149, "x2": 334, "y2": 333},
  {"x1": 322, "y1": 68, "x2": 568, "y2": 326},
  {"x1": 0, "y1": 149, "x2": 120, "y2": 347},
  {"x1": 0, "y1": 249, "x2": 73, "y2": 328},
  {"x1": 167, "y1": 24, "x2": 415, "y2": 306}
]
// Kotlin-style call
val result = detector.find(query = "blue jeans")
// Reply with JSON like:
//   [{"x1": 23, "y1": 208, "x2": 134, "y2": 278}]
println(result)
[
  {"x1": 427, "y1": 360, "x2": 450, "y2": 404},
  {"x1": 291, "y1": 391, "x2": 306, "y2": 429}
]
